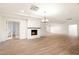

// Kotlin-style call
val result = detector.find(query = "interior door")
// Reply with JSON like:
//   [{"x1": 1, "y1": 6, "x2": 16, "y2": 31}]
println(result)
[{"x1": 8, "y1": 21, "x2": 19, "y2": 39}]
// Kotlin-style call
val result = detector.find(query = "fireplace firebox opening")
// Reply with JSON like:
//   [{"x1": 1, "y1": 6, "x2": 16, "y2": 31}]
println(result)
[{"x1": 31, "y1": 30, "x2": 37, "y2": 35}]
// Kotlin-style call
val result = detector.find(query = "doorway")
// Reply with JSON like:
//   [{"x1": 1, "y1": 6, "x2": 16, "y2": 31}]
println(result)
[
  {"x1": 68, "y1": 24, "x2": 77, "y2": 36},
  {"x1": 8, "y1": 21, "x2": 19, "y2": 39}
]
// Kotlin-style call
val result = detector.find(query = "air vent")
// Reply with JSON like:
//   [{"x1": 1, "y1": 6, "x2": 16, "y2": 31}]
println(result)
[
  {"x1": 30, "y1": 5, "x2": 39, "y2": 11},
  {"x1": 66, "y1": 18, "x2": 72, "y2": 20}
]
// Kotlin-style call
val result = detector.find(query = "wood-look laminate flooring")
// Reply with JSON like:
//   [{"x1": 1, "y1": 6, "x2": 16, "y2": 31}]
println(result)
[{"x1": 0, "y1": 34, "x2": 79, "y2": 55}]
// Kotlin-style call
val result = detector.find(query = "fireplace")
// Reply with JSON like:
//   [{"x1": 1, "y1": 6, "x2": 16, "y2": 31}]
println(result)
[
  {"x1": 31, "y1": 30, "x2": 37, "y2": 35},
  {"x1": 27, "y1": 27, "x2": 40, "y2": 39}
]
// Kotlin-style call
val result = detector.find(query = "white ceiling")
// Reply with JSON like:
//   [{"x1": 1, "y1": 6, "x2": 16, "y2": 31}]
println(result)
[{"x1": 0, "y1": 3, "x2": 79, "y2": 21}]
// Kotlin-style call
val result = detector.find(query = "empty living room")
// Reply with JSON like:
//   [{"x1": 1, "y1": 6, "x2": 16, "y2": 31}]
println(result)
[{"x1": 0, "y1": 3, "x2": 79, "y2": 55}]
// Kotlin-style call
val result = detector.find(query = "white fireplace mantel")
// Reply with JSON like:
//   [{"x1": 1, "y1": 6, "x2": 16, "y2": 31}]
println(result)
[{"x1": 27, "y1": 18, "x2": 41, "y2": 39}]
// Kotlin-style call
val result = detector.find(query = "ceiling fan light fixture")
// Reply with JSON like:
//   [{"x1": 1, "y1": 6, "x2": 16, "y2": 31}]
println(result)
[{"x1": 30, "y1": 5, "x2": 39, "y2": 11}]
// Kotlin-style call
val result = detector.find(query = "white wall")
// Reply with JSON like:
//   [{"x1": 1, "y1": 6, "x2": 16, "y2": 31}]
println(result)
[
  {"x1": 48, "y1": 23, "x2": 68, "y2": 35},
  {"x1": 20, "y1": 20, "x2": 27, "y2": 39},
  {"x1": 28, "y1": 17, "x2": 41, "y2": 27},
  {"x1": 40, "y1": 23, "x2": 48, "y2": 36},
  {"x1": 0, "y1": 16, "x2": 8, "y2": 42},
  {"x1": 50, "y1": 25, "x2": 63, "y2": 34}
]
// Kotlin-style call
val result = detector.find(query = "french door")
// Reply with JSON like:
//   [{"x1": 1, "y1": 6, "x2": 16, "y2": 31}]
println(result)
[{"x1": 8, "y1": 21, "x2": 19, "y2": 39}]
